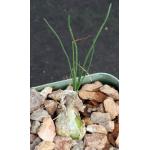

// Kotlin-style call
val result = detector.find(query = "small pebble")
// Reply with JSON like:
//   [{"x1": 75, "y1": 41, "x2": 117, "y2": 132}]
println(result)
[
  {"x1": 79, "y1": 91, "x2": 106, "y2": 102},
  {"x1": 84, "y1": 133, "x2": 108, "y2": 149},
  {"x1": 30, "y1": 108, "x2": 49, "y2": 122},
  {"x1": 103, "y1": 121, "x2": 115, "y2": 132},
  {"x1": 48, "y1": 89, "x2": 64, "y2": 101},
  {"x1": 30, "y1": 89, "x2": 45, "y2": 112},
  {"x1": 34, "y1": 141, "x2": 55, "y2": 150},
  {"x1": 80, "y1": 81, "x2": 103, "y2": 92},
  {"x1": 91, "y1": 112, "x2": 111, "y2": 124},
  {"x1": 40, "y1": 87, "x2": 52, "y2": 99},
  {"x1": 38, "y1": 117, "x2": 56, "y2": 141},
  {"x1": 86, "y1": 124, "x2": 107, "y2": 134},
  {"x1": 100, "y1": 85, "x2": 119, "y2": 100},
  {"x1": 30, "y1": 120, "x2": 40, "y2": 134},
  {"x1": 30, "y1": 137, "x2": 41, "y2": 150},
  {"x1": 30, "y1": 134, "x2": 37, "y2": 144},
  {"x1": 54, "y1": 136, "x2": 73, "y2": 150},
  {"x1": 44, "y1": 100, "x2": 57, "y2": 115},
  {"x1": 83, "y1": 117, "x2": 93, "y2": 126},
  {"x1": 104, "y1": 97, "x2": 119, "y2": 119},
  {"x1": 97, "y1": 103, "x2": 105, "y2": 113},
  {"x1": 71, "y1": 140, "x2": 84, "y2": 150}
]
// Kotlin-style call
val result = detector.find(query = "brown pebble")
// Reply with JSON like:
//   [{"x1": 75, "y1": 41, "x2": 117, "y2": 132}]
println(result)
[
  {"x1": 79, "y1": 91, "x2": 106, "y2": 102},
  {"x1": 38, "y1": 117, "x2": 56, "y2": 141},
  {"x1": 54, "y1": 136, "x2": 73, "y2": 150},
  {"x1": 44, "y1": 100, "x2": 57, "y2": 116},
  {"x1": 83, "y1": 117, "x2": 93, "y2": 125},
  {"x1": 112, "y1": 123, "x2": 119, "y2": 140},
  {"x1": 80, "y1": 81, "x2": 103, "y2": 92},
  {"x1": 108, "y1": 133, "x2": 116, "y2": 147},
  {"x1": 34, "y1": 141, "x2": 55, "y2": 150},
  {"x1": 30, "y1": 134, "x2": 37, "y2": 144},
  {"x1": 30, "y1": 89, "x2": 45, "y2": 113},
  {"x1": 84, "y1": 133, "x2": 108, "y2": 149},
  {"x1": 100, "y1": 85, "x2": 119, "y2": 100}
]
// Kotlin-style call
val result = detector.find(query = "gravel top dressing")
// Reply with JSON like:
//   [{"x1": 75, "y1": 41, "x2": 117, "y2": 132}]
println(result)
[{"x1": 30, "y1": 81, "x2": 119, "y2": 150}]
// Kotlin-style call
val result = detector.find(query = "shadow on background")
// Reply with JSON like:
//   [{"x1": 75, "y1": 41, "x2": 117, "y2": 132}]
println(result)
[{"x1": 30, "y1": 0, "x2": 119, "y2": 86}]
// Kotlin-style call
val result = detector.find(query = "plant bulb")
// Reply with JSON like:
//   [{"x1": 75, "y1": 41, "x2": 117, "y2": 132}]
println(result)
[{"x1": 55, "y1": 90, "x2": 86, "y2": 140}]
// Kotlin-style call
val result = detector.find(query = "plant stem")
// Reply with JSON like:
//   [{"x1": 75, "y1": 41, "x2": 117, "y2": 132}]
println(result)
[{"x1": 68, "y1": 15, "x2": 79, "y2": 90}]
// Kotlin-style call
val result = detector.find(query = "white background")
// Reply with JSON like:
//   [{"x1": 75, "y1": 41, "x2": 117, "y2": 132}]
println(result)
[{"x1": 0, "y1": 0, "x2": 150, "y2": 149}]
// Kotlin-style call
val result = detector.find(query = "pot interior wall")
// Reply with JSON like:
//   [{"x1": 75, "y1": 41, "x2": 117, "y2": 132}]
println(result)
[{"x1": 33, "y1": 73, "x2": 119, "y2": 92}]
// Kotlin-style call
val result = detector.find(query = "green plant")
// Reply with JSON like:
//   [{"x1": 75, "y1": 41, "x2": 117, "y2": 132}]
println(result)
[{"x1": 44, "y1": 3, "x2": 112, "y2": 91}]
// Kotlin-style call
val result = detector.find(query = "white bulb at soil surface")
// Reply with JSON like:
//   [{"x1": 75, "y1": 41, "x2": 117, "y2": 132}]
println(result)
[{"x1": 55, "y1": 90, "x2": 86, "y2": 140}]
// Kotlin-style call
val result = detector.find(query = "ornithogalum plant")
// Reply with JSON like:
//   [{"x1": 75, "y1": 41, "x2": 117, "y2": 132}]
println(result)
[{"x1": 44, "y1": 3, "x2": 112, "y2": 140}]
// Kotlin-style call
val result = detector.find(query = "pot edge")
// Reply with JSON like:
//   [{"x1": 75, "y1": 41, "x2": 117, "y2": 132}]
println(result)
[{"x1": 32, "y1": 72, "x2": 119, "y2": 91}]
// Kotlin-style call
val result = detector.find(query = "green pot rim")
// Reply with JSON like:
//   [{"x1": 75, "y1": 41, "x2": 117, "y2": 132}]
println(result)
[{"x1": 32, "y1": 72, "x2": 119, "y2": 91}]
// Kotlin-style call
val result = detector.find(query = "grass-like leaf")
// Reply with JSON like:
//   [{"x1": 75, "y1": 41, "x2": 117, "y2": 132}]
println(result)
[
  {"x1": 44, "y1": 3, "x2": 112, "y2": 91},
  {"x1": 43, "y1": 18, "x2": 72, "y2": 74},
  {"x1": 82, "y1": 3, "x2": 112, "y2": 77},
  {"x1": 68, "y1": 15, "x2": 79, "y2": 90}
]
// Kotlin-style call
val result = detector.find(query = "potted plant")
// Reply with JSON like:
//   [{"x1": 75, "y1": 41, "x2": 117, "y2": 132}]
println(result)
[{"x1": 30, "y1": 3, "x2": 119, "y2": 150}]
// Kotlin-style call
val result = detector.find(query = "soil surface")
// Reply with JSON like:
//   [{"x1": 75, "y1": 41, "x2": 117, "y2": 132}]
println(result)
[
  {"x1": 30, "y1": 0, "x2": 119, "y2": 87},
  {"x1": 30, "y1": 82, "x2": 119, "y2": 149}
]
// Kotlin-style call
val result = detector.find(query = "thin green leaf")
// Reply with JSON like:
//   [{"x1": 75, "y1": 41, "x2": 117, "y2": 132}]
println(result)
[
  {"x1": 44, "y1": 18, "x2": 72, "y2": 74},
  {"x1": 83, "y1": 3, "x2": 112, "y2": 70},
  {"x1": 68, "y1": 15, "x2": 78, "y2": 78},
  {"x1": 87, "y1": 46, "x2": 95, "y2": 72},
  {"x1": 44, "y1": 3, "x2": 112, "y2": 91},
  {"x1": 76, "y1": 64, "x2": 91, "y2": 90},
  {"x1": 71, "y1": 41, "x2": 77, "y2": 90}
]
